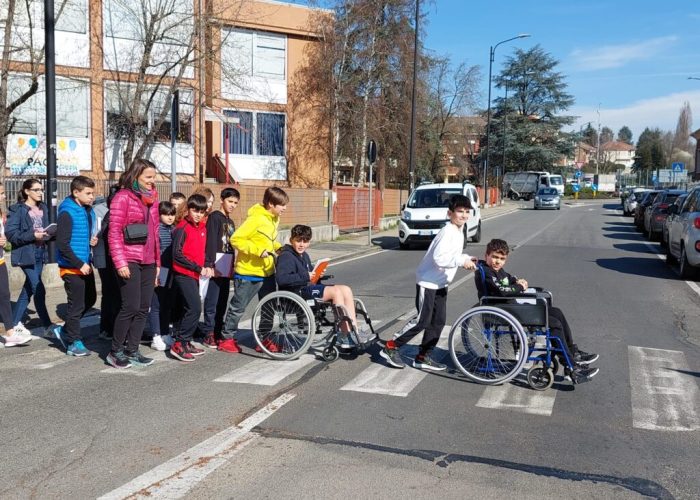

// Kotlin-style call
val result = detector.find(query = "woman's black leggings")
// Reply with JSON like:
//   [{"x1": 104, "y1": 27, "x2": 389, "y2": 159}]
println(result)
[
  {"x1": 0, "y1": 264, "x2": 14, "y2": 331},
  {"x1": 111, "y1": 263, "x2": 156, "y2": 354}
]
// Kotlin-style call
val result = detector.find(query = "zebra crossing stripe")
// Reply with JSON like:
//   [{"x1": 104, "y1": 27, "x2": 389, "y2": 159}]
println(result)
[
  {"x1": 628, "y1": 346, "x2": 700, "y2": 431},
  {"x1": 214, "y1": 354, "x2": 317, "y2": 385},
  {"x1": 476, "y1": 380, "x2": 557, "y2": 416}
]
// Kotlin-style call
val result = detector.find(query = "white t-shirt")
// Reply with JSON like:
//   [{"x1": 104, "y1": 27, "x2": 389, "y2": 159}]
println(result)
[{"x1": 416, "y1": 223, "x2": 472, "y2": 289}]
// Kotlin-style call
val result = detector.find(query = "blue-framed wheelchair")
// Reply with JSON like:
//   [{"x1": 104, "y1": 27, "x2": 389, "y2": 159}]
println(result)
[
  {"x1": 251, "y1": 275, "x2": 376, "y2": 362},
  {"x1": 447, "y1": 268, "x2": 576, "y2": 390}
]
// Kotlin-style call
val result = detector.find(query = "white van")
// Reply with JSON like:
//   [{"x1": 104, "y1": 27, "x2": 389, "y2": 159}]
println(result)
[
  {"x1": 398, "y1": 182, "x2": 481, "y2": 249},
  {"x1": 539, "y1": 174, "x2": 564, "y2": 195}
]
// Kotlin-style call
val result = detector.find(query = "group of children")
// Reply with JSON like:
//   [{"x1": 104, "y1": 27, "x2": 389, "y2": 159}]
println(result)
[{"x1": 2, "y1": 178, "x2": 599, "y2": 384}]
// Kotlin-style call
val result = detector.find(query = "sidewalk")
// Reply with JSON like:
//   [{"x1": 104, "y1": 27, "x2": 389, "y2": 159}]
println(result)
[{"x1": 8, "y1": 200, "x2": 521, "y2": 329}]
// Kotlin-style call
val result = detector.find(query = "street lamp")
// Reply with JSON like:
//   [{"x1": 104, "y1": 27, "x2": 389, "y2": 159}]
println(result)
[{"x1": 484, "y1": 34, "x2": 530, "y2": 206}]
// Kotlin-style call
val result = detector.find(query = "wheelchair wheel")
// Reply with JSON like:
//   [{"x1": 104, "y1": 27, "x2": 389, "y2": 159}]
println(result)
[
  {"x1": 252, "y1": 291, "x2": 315, "y2": 360},
  {"x1": 321, "y1": 346, "x2": 339, "y2": 362},
  {"x1": 449, "y1": 306, "x2": 528, "y2": 385},
  {"x1": 527, "y1": 365, "x2": 554, "y2": 391}
]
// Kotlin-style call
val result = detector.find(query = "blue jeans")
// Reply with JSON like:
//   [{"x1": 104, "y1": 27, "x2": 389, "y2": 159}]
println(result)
[
  {"x1": 12, "y1": 247, "x2": 51, "y2": 327},
  {"x1": 221, "y1": 276, "x2": 275, "y2": 339}
]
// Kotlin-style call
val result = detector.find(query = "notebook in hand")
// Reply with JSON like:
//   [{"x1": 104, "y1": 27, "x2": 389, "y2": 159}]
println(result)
[{"x1": 310, "y1": 258, "x2": 330, "y2": 284}]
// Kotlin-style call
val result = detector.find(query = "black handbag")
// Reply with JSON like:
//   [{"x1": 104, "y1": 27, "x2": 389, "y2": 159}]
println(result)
[{"x1": 123, "y1": 201, "x2": 150, "y2": 245}]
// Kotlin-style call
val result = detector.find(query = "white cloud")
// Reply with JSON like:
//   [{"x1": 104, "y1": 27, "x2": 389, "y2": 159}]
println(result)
[
  {"x1": 570, "y1": 90, "x2": 700, "y2": 139},
  {"x1": 570, "y1": 36, "x2": 678, "y2": 71}
]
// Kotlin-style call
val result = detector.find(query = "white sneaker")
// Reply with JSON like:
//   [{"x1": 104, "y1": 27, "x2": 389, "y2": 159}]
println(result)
[
  {"x1": 2, "y1": 333, "x2": 32, "y2": 347},
  {"x1": 14, "y1": 321, "x2": 31, "y2": 337},
  {"x1": 151, "y1": 335, "x2": 167, "y2": 351}
]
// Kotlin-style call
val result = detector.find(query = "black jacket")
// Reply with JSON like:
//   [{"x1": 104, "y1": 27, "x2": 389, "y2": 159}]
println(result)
[
  {"x1": 475, "y1": 260, "x2": 525, "y2": 298},
  {"x1": 275, "y1": 244, "x2": 312, "y2": 291},
  {"x1": 205, "y1": 211, "x2": 235, "y2": 267}
]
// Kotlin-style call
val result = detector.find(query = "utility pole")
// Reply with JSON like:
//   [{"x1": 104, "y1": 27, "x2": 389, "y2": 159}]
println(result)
[
  {"x1": 44, "y1": 0, "x2": 57, "y2": 262},
  {"x1": 596, "y1": 104, "x2": 601, "y2": 177},
  {"x1": 407, "y1": 0, "x2": 420, "y2": 192}
]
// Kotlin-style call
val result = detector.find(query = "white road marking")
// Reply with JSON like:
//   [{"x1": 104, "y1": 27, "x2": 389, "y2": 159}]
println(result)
[
  {"x1": 214, "y1": 354, "x2": 317, "y2": 385},
  {"x1": 476, "y1": 379, "x2": 557, "y2": 416},
  {"x1": 628, "y1": 346, "x2": 700, "y2": 431},
  {"x1": 340, "y1": 328, "x2": 449, "y2": 397},
  {"x1": 98, "y1": 393, "x2": 295, "y2": 500}
]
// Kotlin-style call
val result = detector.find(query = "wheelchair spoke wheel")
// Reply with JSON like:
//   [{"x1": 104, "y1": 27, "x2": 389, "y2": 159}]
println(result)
[
  {"x1": 321, "y1": 346, "x2": 339, "y2": 362},
  {"x1": 526, "y1": 365, "x2": 554, "y2": 391},
  {"x1": 252, "y1": 291, "x2": 315, "y2": 360},
  {"x1": 449, "y1": 306, "x2": 528, "y2": 385}
]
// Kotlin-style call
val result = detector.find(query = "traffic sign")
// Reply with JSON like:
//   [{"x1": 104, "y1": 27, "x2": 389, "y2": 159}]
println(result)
[
  {"x1": 574, "y1": 170, "x2": 582, "y2": 178},
  {"x1": 652, "y1": 173, "x2": 657, "y2": 182},
  {"x1": 591, "y1": 184, "x2": 598, "y2": 192},
  {"x1": 572, "y1": 184, "x2": 580, "y2": 192},
  {"x1": 575, "y1": 162, "x2": 584, "y2": 169},
  {"x1": 672, "y1": 162, "x2": 685, "y2": 172}
]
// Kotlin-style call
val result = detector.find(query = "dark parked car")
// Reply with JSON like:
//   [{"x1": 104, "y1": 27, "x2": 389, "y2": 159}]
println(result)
[
  {"x1": 661, "y1": 194, "x2": 687, "y2": 249},
  {"x1": 634, "y1": 190, "x2": 661, "y2": 231},
  {"x1": 643, "y1": 189, "x2": 686, "y2": 240}
]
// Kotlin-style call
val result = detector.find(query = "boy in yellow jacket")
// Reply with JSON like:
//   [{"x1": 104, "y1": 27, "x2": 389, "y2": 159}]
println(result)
[{"x1": 217, "y1": 187, "x2": 288, "y2": 353}]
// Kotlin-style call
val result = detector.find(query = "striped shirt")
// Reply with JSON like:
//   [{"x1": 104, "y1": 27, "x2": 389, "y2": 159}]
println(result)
[{"x1": 159, "y1": 223, "x2": 174, "y2": 268}]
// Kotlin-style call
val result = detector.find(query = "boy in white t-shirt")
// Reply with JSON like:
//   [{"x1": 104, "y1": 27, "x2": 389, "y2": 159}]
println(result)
[{"x1": 380, "y1": 194, "x2": 476, "y2": 370}]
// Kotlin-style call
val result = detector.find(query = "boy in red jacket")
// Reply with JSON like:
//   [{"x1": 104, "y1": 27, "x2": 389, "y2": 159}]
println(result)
[{"x1": 169, "y1": 194, "x2": 214, "y2": 362}]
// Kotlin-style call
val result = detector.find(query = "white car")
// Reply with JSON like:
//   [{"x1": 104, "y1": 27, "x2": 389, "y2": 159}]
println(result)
[
  {"x1": 665, "y1": 186, "x2": 700, "y2": 279},
  {"x1": 623, "y1": 188, "x2": 650, "y2": 216},
  {"x1": 398, "y1": 182, "x2": 481, "y2": 249}
]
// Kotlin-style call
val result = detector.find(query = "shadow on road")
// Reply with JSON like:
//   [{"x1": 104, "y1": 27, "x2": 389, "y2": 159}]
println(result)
[
  {"x1": 602, "y1": 226, "x2": 637, "y2": 233},
  {"x1": 370, "y1": 235, "x2": 401, "y2": 249},
  {"x1": 666, "y1": 368, "x2": 700, "y2": 378},
  {"x1": 602, "y1": 203, "x2": 622, "y2": 210},
  {"x1": 613, "y1": 243, "x2": 658, "y2": 254},
  {"x1": 596, "y1": 256, "x2": 675, "y2": 279},
  {"x1": 603, "y1": 232, "x2": 648, "y2": 241}
]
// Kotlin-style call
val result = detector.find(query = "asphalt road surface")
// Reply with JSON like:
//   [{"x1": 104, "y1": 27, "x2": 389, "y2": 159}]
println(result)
[{"x1": 1, "y1": 199, "x2": 698, "y2": 499}]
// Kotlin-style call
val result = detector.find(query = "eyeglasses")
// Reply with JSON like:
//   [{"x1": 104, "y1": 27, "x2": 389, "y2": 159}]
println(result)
[{"x1": 29, "y1": 188, "x2": 44, "y2": 192}]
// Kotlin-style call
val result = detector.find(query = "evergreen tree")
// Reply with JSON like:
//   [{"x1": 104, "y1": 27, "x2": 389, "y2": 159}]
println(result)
[
  {"x1": 582, "y1": 123, "x2": 597, "y2": 147},
  {"x1": 600, "y1": 126, "x2": 614, "y2": 144},
  {"x1": 617, "y1": 126, "x2": 633, "y2": 144}
]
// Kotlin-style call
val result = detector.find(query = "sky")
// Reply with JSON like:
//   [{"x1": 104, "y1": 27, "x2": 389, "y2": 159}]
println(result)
[{"x1": 291, "y1": 0, "x2": 700, "y2": 143}]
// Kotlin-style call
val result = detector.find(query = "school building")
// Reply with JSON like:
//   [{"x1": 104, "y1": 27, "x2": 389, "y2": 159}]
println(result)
[{"x1": 3, "y1": 0, "x2": 331, "y2": 188}]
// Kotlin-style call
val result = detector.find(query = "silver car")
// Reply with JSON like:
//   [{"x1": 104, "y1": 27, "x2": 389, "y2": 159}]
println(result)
[
  {"x1": 533, "y1": 187, "x2": 561, "y2": 210},
  {"x1": 666, "y1": 186, "x2": 700, "y2": 279}
]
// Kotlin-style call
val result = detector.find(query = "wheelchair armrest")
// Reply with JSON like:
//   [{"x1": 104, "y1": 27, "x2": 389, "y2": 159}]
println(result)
[{"x1": 318, "y1": 275, "x2": 334, "y2": 281}]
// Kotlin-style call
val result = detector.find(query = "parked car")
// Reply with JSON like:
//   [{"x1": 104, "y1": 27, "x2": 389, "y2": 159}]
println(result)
[
  {"x1": 643, "y1": 189, "x2": 686, "y2": 240},
  {"x1": 623, "y1": 188, "x2": 650, "y2": 216},
  {"x1": 665, "y1": 186, "x2": 700, "y2": 279},
  {"x1": 634, "y1": 190, "x2": 661, "y2": 230},
  {"x1": 398, "y1": 182, "x2": 481, "y2": 249},
  {"x1": 661, "y1": 194, "x2": 687, "y2": 249},
  {"x1": 533, "y1": 187, "x2": 561, "y2": 210}
]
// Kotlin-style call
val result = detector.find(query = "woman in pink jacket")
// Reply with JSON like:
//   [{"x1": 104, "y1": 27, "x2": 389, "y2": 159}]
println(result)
[{"x1": 106, "y1": 159, "x2": 161, "y2": 369}]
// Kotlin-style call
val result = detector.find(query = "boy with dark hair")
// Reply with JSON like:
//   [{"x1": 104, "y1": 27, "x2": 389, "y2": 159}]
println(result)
[
  {"x1": 218, "y1": 186, "x2": 289, "y2": 353},
  {"x1": 476, "y1": 238, "x2": 599, "y2": 383},
  {"x1": 169, "y1": 192, "x2": 186, "y2": 212},
  {"x1": 169, "y1": 195, "x2": 214, "y2": 362},
  {"x1": 381, "y1": 194, "x2": 476, "y2": 370},
  {"x1": 149, "y1": 201, "x2": 177, "y2": 351},
  {"x1": 53, "y1": 175, "x2": 99, "y2": 356},
  {"x1": 202, "y1": 188, "x2": 240, "y2": 348},
  {"x1": 276, "y1": 225, "x2": 374, "y2": 347}
]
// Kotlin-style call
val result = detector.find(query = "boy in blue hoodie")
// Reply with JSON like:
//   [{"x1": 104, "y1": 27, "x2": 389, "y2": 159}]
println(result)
[{"x1": 53, "y1": 176, "x2": 98, "y2": 356}]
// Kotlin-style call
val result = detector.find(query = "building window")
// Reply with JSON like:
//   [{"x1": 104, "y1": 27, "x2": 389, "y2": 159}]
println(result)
[
  {"x1": 221, "y1": 28, "x2": 286, "y2": 81},
  {"x1": 10, "y1": 0, "x2": 88, "y2": 34},
  {"x1": 104, "y1": 83, "x2": 193, "y2": 144},
  {"x1": 224, "y1": 110, "x2": 285, "y2": 157},
  {"x1": 7, "y1": 74, "x2": 89, "y2": 138}
]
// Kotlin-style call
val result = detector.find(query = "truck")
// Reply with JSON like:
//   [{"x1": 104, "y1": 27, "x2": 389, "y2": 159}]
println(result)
[
  {"x1": 594, "y1": 174, "x2": 616, "y2": 193},
  {"x1": 502, "y1": 171, "x2": 547, "y2": 200}
]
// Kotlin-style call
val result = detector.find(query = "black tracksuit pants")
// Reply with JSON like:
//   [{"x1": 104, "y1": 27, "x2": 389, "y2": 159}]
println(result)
[
  {"x1": 0, "y1": 264, "x2": 14, "y2": 331},
  {"x1": 98, "y1": 265, "x2": 120, "y2": 336},
  {"x1": 394, "y1": 285, "x2": 447, "y2": 356},
  {"x1": 548, "y1": 306, "x2": 576, "y2": 362},
  {"x1": 174, "y1": 274, "x2": 200, "y2": 343},
  {"x1": 112, "y1": 263, "x2": 156, "y2": 354},
  {"x1": 62, "y1": 273, "x2": 97, "y2": 343}
]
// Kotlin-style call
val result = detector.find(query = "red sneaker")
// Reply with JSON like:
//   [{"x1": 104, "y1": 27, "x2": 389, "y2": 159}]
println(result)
[
  {"x1": 202, "y1": 332, "x2": 218, "y2": 349},
  {"x1": 170, "y1": 341, "x2": 195, "y2": 362},
  {"x1": 186, "y1": 342, "x2": 206, "y2": 356},
  {"x1": 217, "y1": 338, "x2": 241, "y2": 353},
  {"x1": 255, "y1": 338, "x2": 280, "y2": 353}
]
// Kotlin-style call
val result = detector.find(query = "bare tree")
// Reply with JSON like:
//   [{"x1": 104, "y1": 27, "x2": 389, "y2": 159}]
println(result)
[{"x1": 672, "y1": 101, "x2": 693, "y2": 157}]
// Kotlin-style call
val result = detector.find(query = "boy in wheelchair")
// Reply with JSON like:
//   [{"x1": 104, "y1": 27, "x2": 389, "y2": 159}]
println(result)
[
  {"x1": 275, "y1": 225, "x2": 376, "y2": 348},
  {"x1": 477, "y1": 239, "x2": 599, "y2": 384}
]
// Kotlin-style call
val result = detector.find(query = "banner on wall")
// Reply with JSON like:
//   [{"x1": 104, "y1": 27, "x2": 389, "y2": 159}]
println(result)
[{"x1": 7, "y1": 134, "x2": 88, "y2": 176}]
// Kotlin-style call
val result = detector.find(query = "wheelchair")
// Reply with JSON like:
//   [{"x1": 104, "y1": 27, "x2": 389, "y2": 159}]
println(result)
[
  {"x1": 447, "y1": 286, "x2": 576, "y2": 391},
  {"x1": 251, "y1": 275, "x2": 376, "y2": 362}
]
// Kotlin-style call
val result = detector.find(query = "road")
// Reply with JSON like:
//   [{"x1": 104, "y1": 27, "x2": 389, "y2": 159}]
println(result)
[{"x1": 1, "y1": 199, "x2": 698, "y2": 499}]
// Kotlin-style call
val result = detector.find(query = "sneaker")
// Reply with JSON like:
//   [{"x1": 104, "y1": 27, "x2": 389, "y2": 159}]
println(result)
[
  {"x1": 217, "y1": 338, "x2": 241, "y2": 353},
  {"x1": 202, "y1": 332, "x2": 218, "y2": 349},
  {"x1": 170, "y1": 341, "x2": 195, "y2": 362},
  {"x1": 99, "y1": 330, "x2": 113, "y2": 340},
  {"x1": 356, "y1": 326, "x2": 377, "y2": 345},
  {"x1": 2, "y1": 333, "x2": 32, "y2": 347},
  {"x1": 14, "y1": 322, "x2": 32, "y2": 338},
  {"x1": 52, "y1": 325, "x2": 67, "y2": 349},
  {"x1": 413, "y1": 354, "x2": 447, "y2": 371},
  {"x1": 161, "y1": 334, "x2": 174, "y2": 347},
  {"x1": 337, "y1": 334, "x2": 355, "y2": 349},
  {"x1": 151, "y1": 335, "x2": 167, "y2": 352},
  {"x1": 66, "y1": 340, "x2": 91, "y2": 357},
  {"x1": 255, "y1": 338, "x2": 280, "y2": 353},
  {"x1": 106, "y1": 350, "x2": 132, "y2": 369},
  {"x1": 573, "y1": 350, "x2": 599, "y2": 365},
  {"x1": 186, "y1": 342, "x2": 206, "y2": 356},
  {"x1": 379, "y1": 346, "x2": 405, "y2": 369},
  {"x1": 568, "y1": 366, "x2": 600, "y2": 384},
  {"x1": 126, "y1": 350, "x2": 155, "y2": 366}
]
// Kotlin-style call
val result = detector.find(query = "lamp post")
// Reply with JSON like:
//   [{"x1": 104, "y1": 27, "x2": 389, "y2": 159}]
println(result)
[
  {"x1": 407, "y1": 0, "x2": 420, "y2": 191},
  {"x1": 484, "y1": 34, "x2": 530, "y2": 206}
]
